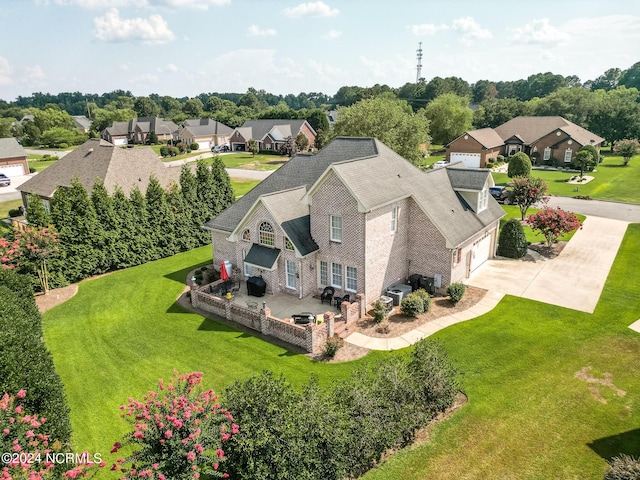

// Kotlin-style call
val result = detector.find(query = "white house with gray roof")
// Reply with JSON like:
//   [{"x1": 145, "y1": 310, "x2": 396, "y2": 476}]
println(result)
[
  {"x1": 205, "y1": 137, "x2": 505, "y2": 309},
  {"x1": 229, "y1": 119, "x2": 316, "y2": 152},
  {"x1": 0, "y1": 137, "x2": 29, "y2": 177}
]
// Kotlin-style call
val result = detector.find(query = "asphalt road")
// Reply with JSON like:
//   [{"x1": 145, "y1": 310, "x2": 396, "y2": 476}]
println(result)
[{"x1": 546, "y1": 196, "x2": 640, "y2": 223}]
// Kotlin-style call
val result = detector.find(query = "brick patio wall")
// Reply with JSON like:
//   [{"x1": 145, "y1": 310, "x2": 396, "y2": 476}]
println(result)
[{"x1": 191, "y1": 285, "x2": 327, "y2": 353}]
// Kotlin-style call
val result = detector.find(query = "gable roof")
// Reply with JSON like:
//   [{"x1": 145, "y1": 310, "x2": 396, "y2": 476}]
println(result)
[
  {"x1": 495, "y1": 116, "x2": 603, "y2": 146},
  {"x1": 448, "y1": 128, "x2": 504, "y2": 149},
  {"x1": 18, "y1": 138, "x2": 180, "y2": 198},
  {"x1": 281, "y1": 215, "x2": 319, "y2": 256},
  {"x1": 0, "y1": 137, "x2": 27, "y2": 160},
  {"x1": 181, "y1": 119, "x2": 233, "y2": 137},
  {"x1": 236, "y1": 119, "x2": 315, "y2": 142},
  {"x1": 207, "y1": 137, "x2": 504, "y2": 249},
  {"x1": 72, "y1": 116, "x2": 92, "y2": 130}
]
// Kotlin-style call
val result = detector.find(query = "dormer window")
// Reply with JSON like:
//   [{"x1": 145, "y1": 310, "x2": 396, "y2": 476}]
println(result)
[{"x1": 478, "y1": 187, "x2": 488, "y2": 212}]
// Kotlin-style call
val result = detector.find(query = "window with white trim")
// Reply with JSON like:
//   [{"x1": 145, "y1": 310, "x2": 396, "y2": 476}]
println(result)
[
  {"x1": 331, "y1": 262, "x2": 343, "y2": 288},
  {"x1": 319, "y1": 261, "x2": 328, "y2": 286},
  {"x1": 564, "y1": 148, "x2": 572, "y2": 163},
  {"x1": 259, "y1": 222, "x2": 274, "y2": 246},
  {"x1": 391, "y1": 207, "x2": 398, "y2": 232},
  {"x1": 285, "y1": 260, "x2": 296, "y2": 289},
  {"x1": 330, "y1": 215, "x2": 342, "y2": 242},
  {"x1": 242, "y1": 249, "x2": 251, "y2": 276},
  {"x1": 284, "y1": 237, "x2": 294, "y2": 251},
  {"x1": 478, "y1": 187, "x2": 488, "y2": 212},
  {"x1": 543, "y1": 147, "x2": 551, "y2": 161},
  {"x1": 346, "y1": 266, "x2": 357, "y2": 292}
]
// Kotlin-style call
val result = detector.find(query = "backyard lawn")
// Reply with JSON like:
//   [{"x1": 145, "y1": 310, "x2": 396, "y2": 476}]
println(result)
[
  {"x1": 41, "y1": 225, "x2": 640, "y2": 479},
  {"x1": 500, "y1": 205, "x2": 586, "y2": 243},
  {"x1": 230, "y1": 177, "x2": 261, "y2": 197},
  {"x1": 493, "y1": 152, "x2": 640, "y2": 203}
]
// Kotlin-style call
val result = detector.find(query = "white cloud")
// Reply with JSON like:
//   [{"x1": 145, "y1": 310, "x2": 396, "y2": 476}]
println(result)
[
  {"x1": 54, "y1": 0, "x2": 228, "y2": 7},
  {"x1": 452, "y1": 16, "x2": 492, "y2": 44},
  {"x1": 359, "y1": 55, "x2": 414, "y2": 83},
  {"x1": 164, "y1": 63, "x2": 179, "y2": 72},
  {"x1": 54, "y1": 0, "x2": 133, "y2": 7},
  {"x1": 321, "y1": 30, "x2": 342, "y2": 40},
  {"x1": 247, "y1": 25, "x2": 277, "y2": 37},
  {"x1": 409, "y1": 23, "x2": 449, "y2": 36},
  {"x1": 150, "y1": 0, "x2": 230, "y2": 8},
  {"x1": 510, "y1": 18, "x2": 569, "y2": 45},
  {"x1": 24, "y1": 65, "x2": 48, "y2": 90},
  {"x1": 119, "y1": 63, "x2": 130, "y2": 71},
  {"x1": 283, "y1": 1, "x2": 339, "y2": 18},
  {"x1": 129, "y1": 73, "x2": 159, "y2": 86},
  {"x1": 93, "y1": 8, "x2": 175, "y2": 44},
  {"x1": 0, "y1": 57, "x2": 13, "y2": 86}
]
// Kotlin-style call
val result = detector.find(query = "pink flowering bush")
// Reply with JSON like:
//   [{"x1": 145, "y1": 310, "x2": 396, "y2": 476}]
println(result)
[
  {"x1": 0, "y1": 390, "x2": 103, "y2": 480},
  {"x1": 526, "y1": 207, "x2": 582, "y2": 246},
  {"x1": 112, "y1": 372, "x2": 237, "y2": 480}
]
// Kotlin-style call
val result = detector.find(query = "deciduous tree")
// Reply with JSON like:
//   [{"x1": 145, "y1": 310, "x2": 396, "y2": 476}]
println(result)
[
  {"x1": 526, "y1": 207, "x2": 581, "y2": 246},
  {"x1": 613, "y1": 138, "x2": 640, "y2": 166},
  {"x1": 247, "y1": 138, "x2": 259, "y2": 156},
  {"x1": 508, "y1": 176, "x2": 549, "y2": 220},
  {"x1": 573, "y1": 150, "x2": 595, "y2": 178},
  {"x1": 424, "y1": 93, "x2": 473, "y2": 145},
  {"x1": 507, "y1": 152, "x2": 532, "y2": 178}
]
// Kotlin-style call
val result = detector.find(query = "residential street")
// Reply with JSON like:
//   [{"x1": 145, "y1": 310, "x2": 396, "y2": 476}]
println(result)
[{"x1": 546, "y1": 195, "x2": 640, "y2": 222}]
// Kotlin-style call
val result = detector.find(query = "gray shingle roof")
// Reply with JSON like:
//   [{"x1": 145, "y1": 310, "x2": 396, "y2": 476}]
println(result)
[
  {"x1": 182, "y1": 119, "x2": 233, "y2": 137},
  {"x1": 0, "y1": 137, "x2": 27, "y2": 160},
  {"x1": 18, "y1": 138, "x2": 181, "y2": 198},
  {"x1": 446, "y1": 166, "x2": 490, "y2": 190},
  {"x1": 244, "y1": 244, "x2": 281, "y2": 270},
  {"x1": 495, "y1": 116, "x2": 604, "y2": 146},
  {"x1": 237, "y1": 119, "x2": 315, "y2": 142},
  {"x1": 281, "y1": 215, "x2": 319, "y2": 256}
]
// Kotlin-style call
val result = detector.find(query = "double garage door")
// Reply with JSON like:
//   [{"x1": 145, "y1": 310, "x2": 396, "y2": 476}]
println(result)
[
  {"x1": 450, "y1": 152, "x2": 481, "y2": 168},
  {"x1": 0, "y1": 164, "x2": 25, "y2": 177}
]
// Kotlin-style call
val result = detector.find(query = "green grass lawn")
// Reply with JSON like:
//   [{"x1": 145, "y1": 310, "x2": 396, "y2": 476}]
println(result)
[
  {"x1": 362, "y1": 224, "x2": 640, "y2": 480},
  {"x1": 41, "y1": 224, "x2": 640, "y2": 479},
  {"x1": 500, "y1": 205, "x2": 586, "y2": 243},
  {"x1": 230, "y1": 177, "x2": 260, "y2": 198},
  {"x1": 493, "y1": 153, "x2": 640, "y2": 203},
  {"x1": 216, "y1": 152, "x2": 289, "y2": 171},
  {"x1": 0, "y1": 199, "x2": 22, "y2": 218}
]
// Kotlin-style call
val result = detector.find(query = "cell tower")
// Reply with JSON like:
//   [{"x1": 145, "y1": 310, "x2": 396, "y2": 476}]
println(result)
[{"x1": 416, "y1": 42, "x2": 423, "y2": 83}]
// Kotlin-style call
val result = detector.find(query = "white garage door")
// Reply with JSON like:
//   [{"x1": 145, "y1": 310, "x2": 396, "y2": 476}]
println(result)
[
  {"x1": 470, "y1": 235, "x2": 492, "y2": 272},
  {"x1": 113, "y1": 138, "x2": 128, "y2": 146},
  {"x1": 450, "y1": 152, "x2": 481, "y2": 168},
  {"x1": 199, "y1": 141, "x2": 211, "y2": 151},
  {"x1": 0, "y1": 164, "x2": 25, "y2": 177}
]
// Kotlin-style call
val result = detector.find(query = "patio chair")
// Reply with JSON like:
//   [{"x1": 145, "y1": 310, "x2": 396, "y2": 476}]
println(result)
[
  {"x1": 229, "y1": 281, "x2": 241, "y2": 295},
  {"x1": 320, "y1": 286, "x2": 335, "y2": 305}
]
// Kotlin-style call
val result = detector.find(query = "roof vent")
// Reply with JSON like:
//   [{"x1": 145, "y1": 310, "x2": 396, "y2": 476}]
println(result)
[{"x1": 84, "y1": 148, "x2": 94, "y2": 157}]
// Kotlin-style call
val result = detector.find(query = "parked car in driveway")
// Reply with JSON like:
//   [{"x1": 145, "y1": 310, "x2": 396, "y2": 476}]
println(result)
[
  {"x1": 0, "y1": 173, "x2": 11, "y2": 187},
  {"x1": 211, "y1": 144, "x2": 230, "y2": 153},
  {"x1": 432, "y1": 160, "x2": 449, "y2": 169},
  {"x1": 490, "y1": 186, "x2": 510, "y2": 204}
]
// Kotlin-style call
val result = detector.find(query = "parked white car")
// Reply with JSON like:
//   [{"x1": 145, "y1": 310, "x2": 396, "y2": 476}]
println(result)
[{"x1": 432, "y1": 161, "x2": 449, "y2": 169}]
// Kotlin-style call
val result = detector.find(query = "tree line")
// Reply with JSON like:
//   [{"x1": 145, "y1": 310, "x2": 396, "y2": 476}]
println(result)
[{"x1": 2, "y1": 159, "x2": 233, "y2": 288}]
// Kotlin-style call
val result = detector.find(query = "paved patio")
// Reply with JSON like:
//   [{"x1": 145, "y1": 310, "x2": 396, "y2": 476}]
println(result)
[{"x1": 230, "y1": 288, "x2": 340, "y2": 320}]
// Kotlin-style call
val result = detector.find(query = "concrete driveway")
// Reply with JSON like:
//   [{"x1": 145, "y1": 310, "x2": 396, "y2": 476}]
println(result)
[{"x1": 467, "y1": 216, "x2": 629, "y2": 313}]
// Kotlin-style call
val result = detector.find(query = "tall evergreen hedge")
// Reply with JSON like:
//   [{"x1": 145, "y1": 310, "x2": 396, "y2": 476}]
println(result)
[{"x1": 497, "y1": 218, "x2": 528, "y2": 258}]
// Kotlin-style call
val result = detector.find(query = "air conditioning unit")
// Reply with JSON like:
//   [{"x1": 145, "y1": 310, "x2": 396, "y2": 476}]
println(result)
[{"x1": 386, "y1": 283, "x2": 412, "y2": 306}]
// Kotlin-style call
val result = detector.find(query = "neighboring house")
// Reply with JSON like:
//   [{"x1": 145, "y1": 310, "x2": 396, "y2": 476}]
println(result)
[
  {"x1": 0, "y1": 137, "x2": 29, "y2": 177},
  {"x1": 229, "y1": 119, "x2": 316, "y2": 152},
  {"x1": 18, "y1": 138, "x2": 180, "y2": 210},
  {"x1": 72, "y1": 116, "x2": 92, "y2": 133},
  {"x1": 178, "y1": 119, "x2": 233, "y2": 151},
  {"x1": 205, "y1": 137, "x2": 505, "y2": 310},
  {"x1": 446, "y1": 116, "x2": 604, "y2": 168},
  {"x1": 101, "y1": 117, "x2": 179, "y2": 146}
]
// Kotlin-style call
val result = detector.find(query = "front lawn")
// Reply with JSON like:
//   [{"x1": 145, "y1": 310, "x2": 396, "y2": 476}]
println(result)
[
  {"x1": 500, "y1": 205, "x2": 586, "y2": 243},
  {"x1": 493, "y1": 153, "x2": 640, "y2": 203},
  {"x1": 230, "y1": 177, "x2": 261, "y2": 197},
  {"x1": 217, "y1": 152, "x2": 289, "y2": 171},
  {"x1": 41, "y1": 226, "x2": 640, "y2": 479}
]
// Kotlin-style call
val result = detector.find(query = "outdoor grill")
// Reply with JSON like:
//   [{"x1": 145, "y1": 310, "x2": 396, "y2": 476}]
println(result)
[{"x1": 246, "y1": 275, "x2": 266, "y2": 297}]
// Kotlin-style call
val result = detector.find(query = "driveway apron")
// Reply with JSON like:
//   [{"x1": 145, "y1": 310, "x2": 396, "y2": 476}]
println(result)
[{"x1": 467, "y1": 216, "x2": 628, "y2": 313}]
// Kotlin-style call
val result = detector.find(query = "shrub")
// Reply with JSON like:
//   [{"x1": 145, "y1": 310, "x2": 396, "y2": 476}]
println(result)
[
  {"x1": 29, "y1": 166, "x2": 36, "y2": 173},
  {"x1": 190, "y1": 142, "x2": 199, "y2": 151},
  {"x1": 488, "y1": 157, "x2": 495, "y2": 163},
  {"x1": 372, "y1": 300, "x2": 387, "y2": 323},
  {"x1": 112, "y1": 372, "x2": 236, "y2": 479},
  {"x1": 507, "y1": 152, "x2": 532, "y2": 178},
  {"x1": 8, "y1": 208, "x2": 21, "y2": 217},
  {"x1": 497, "y1": 154, "x2": 505, "y2": 162},
  {"x1": 414, "y1": 288, "x2": 432, "y2": 312},
  {"x1": 604, "y1": 454, "x2": 640, "y2": 480},
  {"x1": 447, "y1": 282, "x2": 466, "y2": 304},
  {"x1": 497, "y1": 218, "x2": 528, "y2": 258},
  {"x1": 401, "y1": 292, "x2": 425, "y2": 317},
  {"x1": 526, "y1": 207, "x2": 581, "y2": 246},
  {"x1": 58, "y1": 143, "x2": 68, "y2": 149},
  {"x1": 324, "y1": 336, "x2": 344, "y2": 358},
  {"x1": 159, "y1": 145, "x2": 169, "y2": 157}
]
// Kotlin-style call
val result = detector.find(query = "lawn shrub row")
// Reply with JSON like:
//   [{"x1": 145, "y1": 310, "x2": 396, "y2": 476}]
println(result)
[
  {"x1": 223, "y1": 339, "x2": 460, "y2": 480},
  {"x1": 0, "y1": 269, "x2": 71, "y2": 444},
  {"x1": 400, "y1": 288, "x2": 432, "y2": 317}
]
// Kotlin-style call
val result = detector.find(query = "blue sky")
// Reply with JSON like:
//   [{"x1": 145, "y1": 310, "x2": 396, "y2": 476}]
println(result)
[{"x1": 1, "y1": 0, "x2": 639, "y2": 102}]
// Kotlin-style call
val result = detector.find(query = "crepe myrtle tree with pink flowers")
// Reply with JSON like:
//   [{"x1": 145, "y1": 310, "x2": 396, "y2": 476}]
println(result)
[
  {"x1": 526, "y1": 207, "x2": 582, "y2": 247},
  {"x1": 0, "y1": 389, "x2": 104, "y2": 479},
  {"x1": 508, "y1": 176, "x2": 549, "y2": 221},
  {"x1": 111, "y1": 372, "x2": 238, "y2": 480}
]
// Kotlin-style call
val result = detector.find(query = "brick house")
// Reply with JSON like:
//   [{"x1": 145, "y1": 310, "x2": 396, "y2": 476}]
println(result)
[
  {"x1": 205, "y1": 137, "x2": 504, "y2": 310},
  {"x1": 229, "y1": 119, "x2": 316, "y2": 152},
  {"x1": 446, "y1": 116, "x2": 604, "y2": 168},
  {"x1": 0, "y1": 137, "x2": 29, "y2": 177},
  {"x1": 102, "y1": 117, "x2": 179, "y2": 146},
  {"x1": 178, "y1": 119, "x2": 233, "y2": 151}
]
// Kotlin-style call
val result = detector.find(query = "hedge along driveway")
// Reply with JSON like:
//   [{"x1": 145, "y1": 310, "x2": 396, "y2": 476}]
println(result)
[{"x1": 41, "y1": 246, "x2": 381, "y2": 466}]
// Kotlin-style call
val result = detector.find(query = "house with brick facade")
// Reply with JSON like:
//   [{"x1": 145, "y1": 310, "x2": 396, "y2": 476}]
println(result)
[
  {"x1": 228, "y1": 119, "x2": 316, "y2": 152},
  {"x1": 178, "y1": 118, "x2": 233, "y2": 151},
  {"x1": 205, "y1": 137, "x2": 504, "y2": 310},
  {"x1": 0, "y1": 137, "x2": 29, "y2": 177},
  {"x1": 101, "y1": 117, "x2": 179, "y2": 146},
  {"x1": 446, "y1": 116, "x2": 604, "y2": 168}
]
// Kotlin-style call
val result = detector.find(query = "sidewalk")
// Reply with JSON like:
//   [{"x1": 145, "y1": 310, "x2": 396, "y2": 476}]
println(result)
[{"x1": 344, "y1": 290, "x2": 504, "y2": 351}]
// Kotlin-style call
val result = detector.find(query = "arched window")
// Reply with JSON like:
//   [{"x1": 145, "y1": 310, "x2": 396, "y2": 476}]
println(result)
[
  {"x1": 259, "y1": 222, "x2": 275, "y2": 246},
  {"x1": 242, "y1": 229, "x2": 251, "y2": 241}
]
